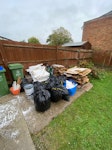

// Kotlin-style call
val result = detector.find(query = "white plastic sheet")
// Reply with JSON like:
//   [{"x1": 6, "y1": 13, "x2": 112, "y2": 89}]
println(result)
[
  {"x1": 65, "y1": 80, "x2": 77, "y2": 89},
  {"x1": 26, "y1": 64, "x2": 50, "y2": 82}
]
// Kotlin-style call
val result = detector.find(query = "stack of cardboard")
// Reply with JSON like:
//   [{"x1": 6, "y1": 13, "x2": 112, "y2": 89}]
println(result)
[
  {"x1": 51, "y1": 64, "x2": 91, "y2": 85},
  {"x1": 52, "y1": 64, "x2": 67, "y2": 76},
  {"x1": 65, "y1": 67, "x2": 91, "y2": 85}
]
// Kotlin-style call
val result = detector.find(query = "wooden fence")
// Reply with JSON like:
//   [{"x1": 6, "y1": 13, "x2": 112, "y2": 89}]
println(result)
[
  {"x1": 93, "y1": 50, "x2": 112, "y2": 68},
  {"x1": 0, "y1": 40, "x2": 93, "y2": 82}
]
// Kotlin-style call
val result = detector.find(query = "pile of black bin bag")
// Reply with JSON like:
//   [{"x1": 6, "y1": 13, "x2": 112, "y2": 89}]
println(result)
[{"x1": 21, "y1": 75, "x2": 70, "y2": 112}]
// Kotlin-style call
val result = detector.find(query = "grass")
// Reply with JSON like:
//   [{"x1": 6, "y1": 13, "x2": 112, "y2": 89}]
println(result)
[{"x1": 32, "y1": 70, "x2": 112, "y2": 150}]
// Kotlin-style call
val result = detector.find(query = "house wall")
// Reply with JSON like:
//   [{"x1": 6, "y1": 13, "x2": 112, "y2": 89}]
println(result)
[{"x1": 82, "y1": 16, "x2": 112, "y2": 51}]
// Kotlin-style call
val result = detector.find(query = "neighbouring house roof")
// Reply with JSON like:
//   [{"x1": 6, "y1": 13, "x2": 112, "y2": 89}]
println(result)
[
  {"x1": 100, "y1": 10, "x2": 112, "y2": 18},
  {"x1": 0, "y1": 36, "x2": 13, "y2": 41},
  {"x1": 84, "y1": 10, "x2": 112, "y2": 23},
  {"x1": 62, "y1": 41, "x2": 88, "y2": 47}
]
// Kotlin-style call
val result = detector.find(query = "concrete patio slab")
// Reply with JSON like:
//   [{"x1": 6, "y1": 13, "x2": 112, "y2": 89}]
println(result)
[
  {"x1": 0, "y1": 99, "x2": 35, "y2": 150},
  {"x1": 0, "y1": 82, "x2": 93, "y2": 135}
]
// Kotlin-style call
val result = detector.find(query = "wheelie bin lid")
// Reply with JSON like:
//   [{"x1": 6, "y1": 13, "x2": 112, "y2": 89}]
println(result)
[
  {"x1": 0, "y1": 66, "x2": 6, "y2": 73},
  {"x1": 8, "y1": 63, "x2": 24, "y2": 70}
]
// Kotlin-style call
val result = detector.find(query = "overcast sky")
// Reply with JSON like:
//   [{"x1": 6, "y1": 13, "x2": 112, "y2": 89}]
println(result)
[{"x1": 0, "y1": 0, "x2": 112, "y2": 44}]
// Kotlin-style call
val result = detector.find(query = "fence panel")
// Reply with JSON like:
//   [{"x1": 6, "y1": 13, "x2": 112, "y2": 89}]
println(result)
[
  {"x1": 0, "y1": 40, "x2": 93, "y2": 82},
  {"x1": 93, "y1": 50, "x2": 112, "y2": 67}
]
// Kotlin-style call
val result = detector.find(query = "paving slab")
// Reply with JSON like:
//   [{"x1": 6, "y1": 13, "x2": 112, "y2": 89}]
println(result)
[
  {"x1": 0, "y1": 82, "x2": 93, "y2": 135},
  {"x1": 0, "y1": 99, "x2": 35, "y2": 150}
]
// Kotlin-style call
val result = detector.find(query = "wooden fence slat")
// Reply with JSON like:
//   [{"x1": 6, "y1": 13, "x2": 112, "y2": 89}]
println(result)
[{"x1": 0, "y1": 40, "x2": 93, "y2": 82}]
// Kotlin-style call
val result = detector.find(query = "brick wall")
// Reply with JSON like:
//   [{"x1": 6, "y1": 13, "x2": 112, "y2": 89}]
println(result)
[{"x1": 82, "y1": 16, "x2": 112, "y2": 51}]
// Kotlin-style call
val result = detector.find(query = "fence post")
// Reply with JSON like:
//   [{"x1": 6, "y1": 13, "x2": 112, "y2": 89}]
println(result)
[
  {"x1": 0, "y1": 40, "x2": 8, "y2": 68},
  {"x1": 77, "y1": 49, "x2": 80, "y2": 66},
  {"x1": 0, "y1": 40, "x2": 12, "y2": 82},
  {"x1": 56, "y1": 46, "x2": 58, "y2": 64},
  {"x1": 108, "y1": 51, "x2": 112, "y2": 67}
]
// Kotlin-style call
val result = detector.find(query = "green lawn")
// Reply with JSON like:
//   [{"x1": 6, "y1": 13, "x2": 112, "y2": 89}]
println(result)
[{"x1": 32, "y1": 71, "x2": 112, "y2": 150}]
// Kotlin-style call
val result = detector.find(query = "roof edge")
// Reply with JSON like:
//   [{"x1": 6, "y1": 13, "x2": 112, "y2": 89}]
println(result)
[{"x1": 84, "y1": 10, "x2": 112, "y2": 24}]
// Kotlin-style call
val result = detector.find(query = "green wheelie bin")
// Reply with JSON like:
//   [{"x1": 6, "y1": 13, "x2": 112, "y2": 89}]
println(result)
[
  {"x1": 0, "y1": 66, "x2": 9, "y2": 97},
  {"x1": 8, "y1": 63, "x2": 24, "y2": 81}
]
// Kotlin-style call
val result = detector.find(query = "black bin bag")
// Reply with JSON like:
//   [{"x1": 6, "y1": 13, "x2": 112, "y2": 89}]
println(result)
[
  {"x1": 33, "y1": 81, "x2": 44, "y2": 91},
  {"x1": 50, "y1": 85, "x2": 70, "y2": 102},
  {"x1": 34, "y1": 89, "x2": 51, "y2": 112},
  {"x1": 43, "y1": 75, "x2": 58, "y2": 90},
  {"x1": 61, "y1": 86, "x2": 70, "y2": 101}
]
